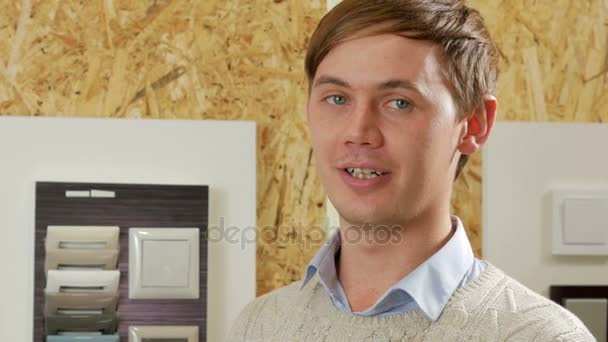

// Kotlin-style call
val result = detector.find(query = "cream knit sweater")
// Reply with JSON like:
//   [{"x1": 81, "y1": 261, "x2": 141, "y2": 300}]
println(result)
[{"x1": 227, "y1": 262, "x2": 595, "y2": 341}]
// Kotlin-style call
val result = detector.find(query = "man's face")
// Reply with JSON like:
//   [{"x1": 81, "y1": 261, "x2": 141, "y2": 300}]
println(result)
[{"x1": 307, "y1": 33, "x2": 465, "y2": 228}]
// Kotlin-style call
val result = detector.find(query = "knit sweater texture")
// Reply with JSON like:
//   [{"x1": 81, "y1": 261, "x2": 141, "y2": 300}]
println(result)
[{"x1": 227, "y1": 262, "x2": 595, "y2": 341}]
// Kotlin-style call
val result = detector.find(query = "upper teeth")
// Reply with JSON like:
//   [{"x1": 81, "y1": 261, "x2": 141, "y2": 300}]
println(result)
[{"x1": 346, "y1": 168, "x2": 386, "y2": 179}]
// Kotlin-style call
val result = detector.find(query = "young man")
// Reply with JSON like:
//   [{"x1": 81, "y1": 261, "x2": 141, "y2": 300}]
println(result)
[{"x1": 228, "y1": 0, "x2": 594, "y2": 340}]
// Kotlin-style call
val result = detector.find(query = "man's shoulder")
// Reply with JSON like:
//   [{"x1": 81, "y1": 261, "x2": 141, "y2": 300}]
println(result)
[
  {"x1": 244, "y1": 279, "x2": 305, "y2": 312},
  {"x1": 226, "y1": 280, "x2": 306, "y2": 341},
  {"x1": 499, "y1": 270, "x2": 580, "y2": 320},
  {"x1": 232, "y1": 279, "x2": 307, "y2": 321},
  {"x1": 479, "y1": 263, "x2": 594, "y2": 341}
]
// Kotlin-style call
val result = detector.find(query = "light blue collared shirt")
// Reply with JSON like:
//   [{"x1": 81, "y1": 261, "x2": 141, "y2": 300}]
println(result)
[{"x1": 300, "y1": 215, "x2": 486, "y2": 321}]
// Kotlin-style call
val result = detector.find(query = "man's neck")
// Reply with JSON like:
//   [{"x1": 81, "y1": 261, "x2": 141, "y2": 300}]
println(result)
[{"x1": 336, "y1": 207, "x2": 454, "y2": 312}]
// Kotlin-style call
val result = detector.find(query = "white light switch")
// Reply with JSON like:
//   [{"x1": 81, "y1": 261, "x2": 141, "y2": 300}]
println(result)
[
  {"x1": 553, "y1": 189, "x2": 608, "y2": 255},
  {"x1": 563, "y1": 198, "x2": 608, "y2": 244},
  {"x1": 129, "y1": 227, "x2": 199, "y2": 299},
  {"x1": 142, "y1": 240, "x2": 190, "y2": 287}
]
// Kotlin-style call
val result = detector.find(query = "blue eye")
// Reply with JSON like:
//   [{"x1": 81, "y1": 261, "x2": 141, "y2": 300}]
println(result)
[
  {"x1": 326, "y1": 95, "x2": 347, "y2": 105},
  {"x1": 388, "y1": 99, "x2": 410, "y2": 110}
]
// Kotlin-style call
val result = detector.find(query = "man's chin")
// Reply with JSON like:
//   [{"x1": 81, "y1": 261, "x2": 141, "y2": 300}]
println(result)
[{"x1": 336, "y1": 210, "x2": 394, "y2": 229}]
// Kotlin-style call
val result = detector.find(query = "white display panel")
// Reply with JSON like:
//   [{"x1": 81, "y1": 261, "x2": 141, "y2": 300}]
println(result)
[
  {"x1": 483, "y1": 122, "x2": 608, "y2": 297},
  {"x1": 0, "y1": 117, "x2": 256, "y2": 342}
]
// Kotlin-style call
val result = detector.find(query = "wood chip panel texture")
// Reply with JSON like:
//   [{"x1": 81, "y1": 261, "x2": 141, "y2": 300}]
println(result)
[{"x1": 455, "y1": 0, "x2": 608, "y2": 259}]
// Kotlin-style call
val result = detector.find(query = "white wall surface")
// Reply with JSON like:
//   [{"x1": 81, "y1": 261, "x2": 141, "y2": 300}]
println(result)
[
  {"x1": 483, "y1": 122, "x2": 608, "y2": 297},
  {"x1": 0, "y1": 117, "x2": 256, "y2": 342}
]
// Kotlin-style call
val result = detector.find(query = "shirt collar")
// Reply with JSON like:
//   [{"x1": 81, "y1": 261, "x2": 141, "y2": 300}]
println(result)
[
  {"x1": 300, "y1": 215, "x2": 475, "y2": 321},
  {"x1": 301, "y1": 227, "x2": 341, "y2": 291},
  {"x1": 389, "y1": 215, "x2": 474, "y2": 320}
]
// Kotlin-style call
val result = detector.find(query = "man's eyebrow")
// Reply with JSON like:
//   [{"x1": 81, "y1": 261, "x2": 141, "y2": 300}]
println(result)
[
  {"x1": 313, "y1": 76, "x2": 424, "y2": 96},
  {"x1": 380, "y1": 79, "x2": 422, "y2": 93},
  {"x1": 313, "y1": 75, "x2": 351, "y2": 89}
]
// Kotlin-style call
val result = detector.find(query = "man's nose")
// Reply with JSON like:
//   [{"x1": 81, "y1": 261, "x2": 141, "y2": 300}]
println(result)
[{"x1": 343, "y1": 101, "x2": 383, "y2": 148}]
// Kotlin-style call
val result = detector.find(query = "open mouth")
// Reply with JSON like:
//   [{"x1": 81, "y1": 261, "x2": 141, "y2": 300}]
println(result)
[{"x1": 344, "y1": 167, "x2": 389, "y2": 180}]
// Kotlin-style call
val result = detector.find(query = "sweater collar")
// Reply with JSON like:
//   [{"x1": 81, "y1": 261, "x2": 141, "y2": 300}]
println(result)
[{"x1": 300, "y1": 215, "x2": 475, "y2": 321}]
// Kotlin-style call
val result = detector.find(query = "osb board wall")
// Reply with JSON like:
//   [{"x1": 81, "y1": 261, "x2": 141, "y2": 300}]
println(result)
[
  {"x1": 1, "y1": 0, "x2": 607, "y2": 297},
  {"x1": 453, "y1": 0, "x2": 608, "y2": 258},
  {"x1": 0, "y1": 0, "x2": 327, "y2": 296}
]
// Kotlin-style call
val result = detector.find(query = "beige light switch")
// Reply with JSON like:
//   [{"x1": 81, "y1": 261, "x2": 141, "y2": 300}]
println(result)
[
  {"x1": 45, "y1": 270, "x2": 120, "y2": 294},
  {"x1": 128, "y1": 325, "x2": 198, "y2": 342},
  {"x1": 46, "y1": 226, "x2": 120, "y2": 250},
  {"x1": 45, "y1": 293, "x2": 119, "y2": 316},
  {"x1": 45, "y1": 249, "x2": 119, "y2": 272},
  {"x1": 565, "y1": 298, "x2": 607, "y2": 342}
]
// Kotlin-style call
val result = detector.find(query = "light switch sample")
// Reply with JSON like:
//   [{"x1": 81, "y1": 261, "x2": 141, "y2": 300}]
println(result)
[
  {"x1": 142, "y1": 240, "x2": 190, "y2": 287},
  {"x1": 563, "y1": 199, "x2": 608, "y2": 244},
  {"x1": 46, "y1": 226, "x2": 120, "y2": 250},
  {"x1": 128, "y1": 325, "x2": 198, "y2": 342},
  {"x1": 552, "y1": 189, "x2": 608, "y2": 255},
  {"x1": 46, "y1": 270, "x2": 120, "y2": 294},
  {"x1": 45, "y1": 248, "x2": 119, "y2": 271},
  {"x1": 46, "y1": 335, "x2": 119, "y2": 342},
  {"x1": 45, "y1": 293, "x2": 119, "y2": 316},
  {"x1": 129, "y1": 228, "x2": 199, "y2": 299},
  {"x1": 45, "y1": 314, "x2": 118, "y2": 334},
  {"x1": 564, "y1": 298, "x2": 607, "y2": 342}
]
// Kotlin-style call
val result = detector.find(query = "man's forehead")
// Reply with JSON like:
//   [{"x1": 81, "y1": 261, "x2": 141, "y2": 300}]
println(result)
[{"x1": 313, "y1": 34, "x2": 444, "y2": 93}]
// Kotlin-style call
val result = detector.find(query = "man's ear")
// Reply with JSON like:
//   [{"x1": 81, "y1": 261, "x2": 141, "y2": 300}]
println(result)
[{"x1": 458, "y1": 95, "x2": 497, "y2": 155}]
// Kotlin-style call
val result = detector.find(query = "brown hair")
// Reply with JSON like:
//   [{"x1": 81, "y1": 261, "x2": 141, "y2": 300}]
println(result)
[{"x1": 305, "y1": 0, "x2": 499, "y2": 180}]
